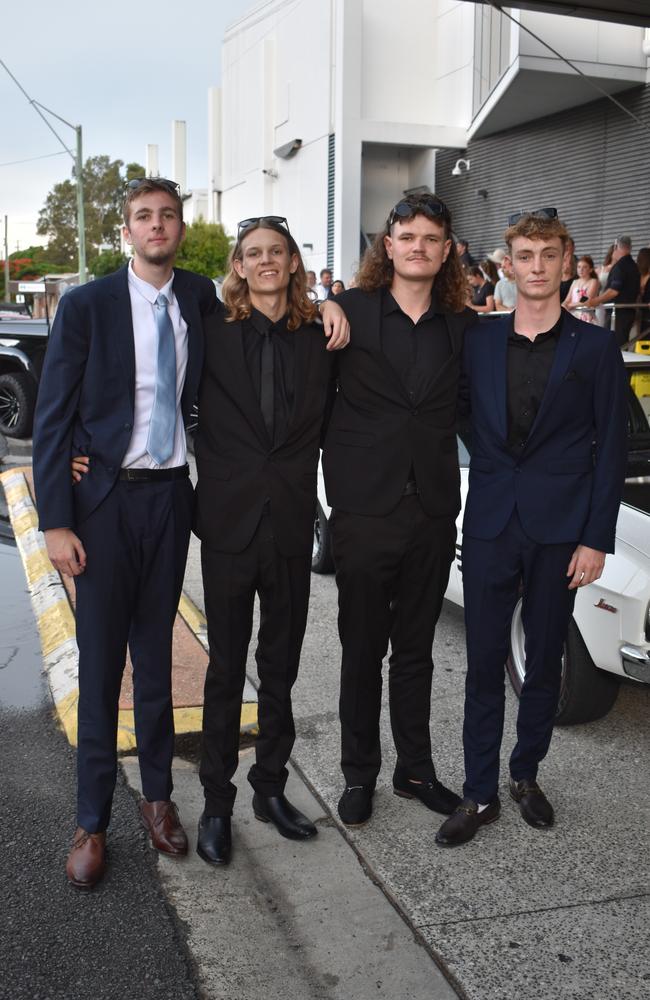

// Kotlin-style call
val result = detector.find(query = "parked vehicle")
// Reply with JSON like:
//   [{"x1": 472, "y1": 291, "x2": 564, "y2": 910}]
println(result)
[
  {"x1": 313, "y1": 350, "x2": 650, "y2": 725},
  {"x1": 0, "y1": 317, "x2": 49, "y2": 438}
]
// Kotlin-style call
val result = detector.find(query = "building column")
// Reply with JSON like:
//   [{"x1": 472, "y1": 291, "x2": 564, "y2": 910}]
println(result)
[{"x1": 333, "y1": 0, "x2": 363, "y2": 283}]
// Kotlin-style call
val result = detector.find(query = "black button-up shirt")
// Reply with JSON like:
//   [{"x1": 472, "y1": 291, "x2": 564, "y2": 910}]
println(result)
[
  {"x1": 506, "y1": 311, "x2": 562, "y2": 454},
  {"x1": 243, "y1": 307, "x2": 295, "y2": 446},
  {"x1": 380, "y1": 289, "x2": 452, "y2": 404}
]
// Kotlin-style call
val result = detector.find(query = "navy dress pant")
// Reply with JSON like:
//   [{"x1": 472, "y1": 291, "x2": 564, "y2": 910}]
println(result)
[
  {"x1": 74, "y1": 477, "x2": 193, "y2": 832},
  {"x1": 462, "y1": 510, "x2": 577, "y2": 804}
]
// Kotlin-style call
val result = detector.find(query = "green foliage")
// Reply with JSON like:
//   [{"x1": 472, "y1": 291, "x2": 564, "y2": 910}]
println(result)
[
  {"x1": 37, "y1": 157, "x2": 145, "y2": 269},
  {"x1": 89, "y1": 250, "x2": 128, "y2": 278},
  {"x1": 175, "y1": 220, "x2": 231, "y2": 278}
]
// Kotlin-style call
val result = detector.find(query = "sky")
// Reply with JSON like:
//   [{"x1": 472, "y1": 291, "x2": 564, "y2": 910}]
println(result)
[{"x1": 1, "y1": 0, "x2": 255, "y2": 255}]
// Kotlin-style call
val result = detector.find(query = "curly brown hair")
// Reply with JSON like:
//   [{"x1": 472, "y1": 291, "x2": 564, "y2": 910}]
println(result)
[
  {"x1": 504, "y1": 215, "x2": 569, "y2": 250},
  {"x1": 355, "y1": 196, "x2": 468, "y2": 313},
  {"x1": 222, "y1": 221, "x2": 318, "y2": 331}
]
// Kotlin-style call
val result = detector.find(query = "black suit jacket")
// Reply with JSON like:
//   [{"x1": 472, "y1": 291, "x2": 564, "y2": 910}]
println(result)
[
  {"x1": 32, "y1": 265, "x2": 217, "y2": 531},
  {"x1": 194, "y1": 311, "x2": 334, "y2": 556},
  {"x1": 322, "y1": 288, "x2": 474, "y2": 517}
]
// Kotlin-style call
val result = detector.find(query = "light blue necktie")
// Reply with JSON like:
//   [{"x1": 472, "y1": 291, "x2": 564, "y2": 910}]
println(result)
[{"x1": 146, "y1": 292, "x2": 177, "y2": 465}]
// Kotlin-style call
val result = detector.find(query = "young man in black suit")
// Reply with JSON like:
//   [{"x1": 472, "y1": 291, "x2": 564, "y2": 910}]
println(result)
[
  {"x1": 33, "y1": 178, "x2": 217, "y2": 888},
  {"x1": 322, "y1": 194, "x2": 475, "y2": 826},
  {"x1": 193, "y1": 218, "x2": 343, "y2": 863}
]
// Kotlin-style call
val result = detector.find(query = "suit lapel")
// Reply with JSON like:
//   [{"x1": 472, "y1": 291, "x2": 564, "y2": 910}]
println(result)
[
  {"x1": 526, "y1": 313, "x2": 580, "y2": 442},
  {"x1": 491, "y1": 320, "x2": 509, "y2": 442},
  {"x1": 219, "y1": 319, "x2": 271, "y2": 444},
  {"x1": 279, "y1": 324, "x2": 316, "y2": 447},
  {"x1": 109, "y1": 267, "x2": 136, "y2": 411},
  {"x1": 173, "y1": 270, "x2": 204, "y2": 414}
]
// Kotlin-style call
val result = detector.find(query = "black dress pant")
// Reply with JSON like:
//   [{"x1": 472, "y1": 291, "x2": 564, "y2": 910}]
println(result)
[
  {"x1": 74, "y1": 477, "x2": 193, "y2": 833},
  {"x1": 331, "y1": 497, "x2": 456, "y2": 787},
  {"x1": 462, "y1": 510, "x2": 577, "y2": 804},
  {"x1": 200, "y1": 512, "x2": 311, "y2": 816}
]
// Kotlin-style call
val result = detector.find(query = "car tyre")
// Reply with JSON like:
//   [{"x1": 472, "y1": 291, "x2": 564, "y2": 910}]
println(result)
[
  {"x1": 506, "y1": 598, "x2": 620, "y2": 726},
  {"x1": 312, "y1": 500, "x2": 334, "y2": 574},
  {"x1": 0, "y1": 372, "x2": 37, "y2": 438}
]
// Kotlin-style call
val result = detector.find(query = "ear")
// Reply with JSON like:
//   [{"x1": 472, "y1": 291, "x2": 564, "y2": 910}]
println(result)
[
  {"x1": 289, "y1": 253, "x2": 299, "y2": 275},
  {"x1": 442, "y1": 238, "x2": 452, "y2": 263},
  {"x1": 233, "y1": 257, "x2": 246, "y2": 280},
  {"x1": 122, "y1": 225, "x2": 132, "y2": 246},
  {"x1": 179, "y1": 221, "x2": 186, "y2": 243},
  {"x1": 383, "y1": 234, "x2": 393, "y2": 260}
]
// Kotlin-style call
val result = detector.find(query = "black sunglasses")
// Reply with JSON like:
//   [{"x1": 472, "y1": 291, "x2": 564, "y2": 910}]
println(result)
[
  {"x1": 126, "y1": 177, "x2": 181, "y2": 197},
  {"x1": 507, "y1": 207, "x2": 558, "y2": 226},
  {"x1": 237, "y1": 216, "x2": 291, "y2": 240},
  {"x1": 388, "y1": 197, "x2": 450, "y2": 228}
]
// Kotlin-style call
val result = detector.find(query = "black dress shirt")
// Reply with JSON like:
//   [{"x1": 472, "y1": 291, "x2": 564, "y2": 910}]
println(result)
[
  {"x1": 243, "y1": 308, "x2": 295, "y2": 446},
  {"x1": 607, "y1": 254, "x2": 640, "y2": 304},
  {"x1": 471, "y1": 281, "x2": 494, "y2": 307},
  {"x1": 380, "y1": 289, "x2": 452, "y2": 405},
  {"x1": 506, "y1": 312, "x2": 562, "y2": 454}
]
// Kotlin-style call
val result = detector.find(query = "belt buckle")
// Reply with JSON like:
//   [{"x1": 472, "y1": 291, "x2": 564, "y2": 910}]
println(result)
[{"x1": 123, "y1": 468, "x2": 138, "y2": 481}]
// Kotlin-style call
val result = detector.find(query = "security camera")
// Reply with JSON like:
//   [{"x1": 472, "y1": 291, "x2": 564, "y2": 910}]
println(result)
[
  {"x1": 273, "y1": 139, "x2": 302, "y2": 159},
  {"x1": 452, "y1": 158, "x2": 470, "y2": 176}
]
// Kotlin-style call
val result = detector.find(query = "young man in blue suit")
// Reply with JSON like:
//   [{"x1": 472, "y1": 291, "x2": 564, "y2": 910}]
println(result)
[
  {"x1": 436, "y1": 210, "x2": 628, "y2": 847},
  {"x1": 33, "y1": 178, "x2": 218, "y2": 887}
]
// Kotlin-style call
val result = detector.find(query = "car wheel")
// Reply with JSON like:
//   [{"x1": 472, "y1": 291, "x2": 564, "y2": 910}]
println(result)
[
  {"x1": 312, "y1": 500, "x2": 334, "y2": 574},
  {"x1": 506, "y1": 598, "x2": 620, "y2": 726},
  {"x1": 0, "y1": 372, "x2": 37, "y2": 438}
]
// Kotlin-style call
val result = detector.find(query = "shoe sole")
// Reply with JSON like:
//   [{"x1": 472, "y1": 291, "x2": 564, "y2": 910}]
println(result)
[
  {"x1": 254, "y1": 812, "x2": 318, "y2": 840},
  {"x1": 435, "y1": 809, "x2": 501, "y2": 848},
  {"x1": 337, "y1": 814, "x2": 371, "y2": 828},
  {"x1": 393, "y1": 787, "x2": 460, "y2": 816}
]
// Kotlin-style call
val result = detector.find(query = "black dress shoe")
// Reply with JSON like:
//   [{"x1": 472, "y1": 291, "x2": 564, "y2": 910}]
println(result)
[
  {"x1": 337, "y1": 784, "x2": 374, "y2": 826},
  {"x1": 435, "y1": 797, "x2": 500, "y2": 847},
  {"x1": 252, "y1": 793, "x2": 317, "y2": 841},
  {"x1": 509, "y1": 778, "x2": 554, "y2": 829},
  {"x1": 393, "y1": 767, "x2": 461, "y2": 816},
  {"x1": 197, "y1": 813, "x2": 232, "y2": 865}
]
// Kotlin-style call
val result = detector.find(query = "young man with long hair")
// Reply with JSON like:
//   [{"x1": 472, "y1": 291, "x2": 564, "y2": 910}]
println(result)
[
  {"x1": 322, "y1": 193, "x2": 474, "y2": 827},
  {"x1": 193, "y1": 217, "x2": 343, "y2": 863}
]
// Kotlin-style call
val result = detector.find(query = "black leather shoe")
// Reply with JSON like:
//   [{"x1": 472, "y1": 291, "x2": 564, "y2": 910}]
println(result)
[
  {"x1": 435, "y1": 797, "x2": 500, "y2": 847},
  {"x1": 509, "y1": 778, "x2": 554, "y2": 829},
  {"x1": 393, "y1": 767, "x2": 461, "y2": 816},
  {"x1": 197, "y1": 813, "x2": 232, "y2": 865},
  {"x1": 337, "y1": 784, "x2": 374, "y2": 826},
  {"x1": 252, "y1": 793, "x2": 317, "y2": 841}
]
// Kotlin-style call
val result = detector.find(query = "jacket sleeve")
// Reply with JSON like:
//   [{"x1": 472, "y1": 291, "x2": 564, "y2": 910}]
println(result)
[
  {"x1": 32, "y1": 292, "x2": 90, "y2": 532},
  {"x1": 579, "y1": 333, "x2": 628, "y2": 552}
]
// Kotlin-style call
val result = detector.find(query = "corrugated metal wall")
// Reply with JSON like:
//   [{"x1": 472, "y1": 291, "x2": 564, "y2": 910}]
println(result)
[{"x1": 435, "y1": 85, "x2": 650, "y2": 264}]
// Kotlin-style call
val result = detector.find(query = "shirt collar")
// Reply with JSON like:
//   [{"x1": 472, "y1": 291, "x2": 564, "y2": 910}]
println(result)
[
  {"x1": 248, "y1": 306, "x2": 289, "y2": 336},
  {"x1": 128, "y1": 258, "x2": 175, "y2": 305},
  {"x1": 509, "y1": 309, "x2": 563, "y2": 344},
  {"x1": 382, "y1": 287, "x2": 440, "y2": 320}
]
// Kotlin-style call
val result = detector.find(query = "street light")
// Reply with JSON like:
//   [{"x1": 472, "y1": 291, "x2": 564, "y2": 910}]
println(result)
[{"x1": 0, "y1": 59, "x2": 87, "y2": 284}]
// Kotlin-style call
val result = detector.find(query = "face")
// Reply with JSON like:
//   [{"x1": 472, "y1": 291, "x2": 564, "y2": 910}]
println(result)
[
  {"x1": 306, "y1": 271, "x2": 316, "y2": 286},
  {"x1": 331, "y1": 281, "x2": 344, "y2": 295},
  {"x1": 577, "y1": 259, "x2": 591, "y2": 280},
  {"x1": 233, "y1": 227, "x2": 298, "y2": 300},
  {"x1": 502, "y1": 257, "x2": 514, "y2": 279},
  {"x1": 509, "y1": 236, "x2": 565, "y2": 302},
  {"x1": 385, "y1": 215, "x2": 451, "y2": 284},
  {"x1": 320, "y1": 271, "x2": 332, "y2": 288},
  {"x1": 123, "y1": 191, "x2": 185, "y2": 266},
  {"x1": 456, "y1": 242, "x2": 466, "y2": 256}
]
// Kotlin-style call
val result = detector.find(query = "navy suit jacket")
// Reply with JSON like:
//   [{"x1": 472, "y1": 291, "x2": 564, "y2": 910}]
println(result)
[
  {"x1": 461, "y1": 312, "x2": 628, "y2": 553},
  {"x1": 32, "y1": 265, "x2": 217, "y2": 532}
]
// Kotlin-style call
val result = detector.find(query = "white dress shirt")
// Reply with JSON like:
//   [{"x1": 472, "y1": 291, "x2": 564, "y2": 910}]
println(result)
[{"x1": 122, "y1": 260, "x2": 189, "y2": 469}]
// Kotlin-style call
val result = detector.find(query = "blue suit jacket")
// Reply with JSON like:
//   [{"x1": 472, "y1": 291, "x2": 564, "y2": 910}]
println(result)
[
  {"x1": 32, "y1": 265, "x2": 217, "y2": 532},
  {"x1": 461, "y1": 312, "x2": 628, "y2": 553}
]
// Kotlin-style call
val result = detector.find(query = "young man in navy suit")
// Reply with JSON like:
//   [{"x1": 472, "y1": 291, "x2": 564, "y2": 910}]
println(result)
[
  {"x1": 33, "y1": 178, "x2": 218, "y2": 887},
  {"x1": 436, "y1": 211, "x2": 628, "y2": 847}
]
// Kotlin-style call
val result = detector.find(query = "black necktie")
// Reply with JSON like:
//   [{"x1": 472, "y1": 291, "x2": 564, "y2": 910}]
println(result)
[{"x1": 260, "y1": 329, "x2": 274, "y2": 443}]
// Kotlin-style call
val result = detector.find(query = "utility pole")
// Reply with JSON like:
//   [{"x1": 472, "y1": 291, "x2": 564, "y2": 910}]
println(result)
[
  {"x1": 3, "y1": 216, "x2": 9, "y2": 302},
  {"x1": 0, "y1": 59, "x2": 86, "y2": 284}
]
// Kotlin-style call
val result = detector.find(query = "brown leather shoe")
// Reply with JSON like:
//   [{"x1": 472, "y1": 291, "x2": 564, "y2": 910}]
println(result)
[
  {"x1": 66, "y1": 827, "x2": 107, "y2": 889},
  {"x1": 140, "y1": 799, "x2": 188, "y2": 856}
]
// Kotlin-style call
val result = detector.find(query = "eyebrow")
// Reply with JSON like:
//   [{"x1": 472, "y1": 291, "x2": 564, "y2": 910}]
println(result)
[{"x1": 243, "y1": 242, "x2": 285, "y2": 251}]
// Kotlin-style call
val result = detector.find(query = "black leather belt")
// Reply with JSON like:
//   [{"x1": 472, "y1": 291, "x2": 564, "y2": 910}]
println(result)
[
  {"x1": 119, "y1": 464, "x2": 189, "y2": 482},
  {"x1": 402, "y1": 479, "x2": 419, "y2": 496}
]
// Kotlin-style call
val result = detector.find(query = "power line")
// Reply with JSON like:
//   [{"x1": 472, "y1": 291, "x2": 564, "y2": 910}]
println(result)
[{"x1": 0, "y1": 150, "x2": 68, "y2": 168}]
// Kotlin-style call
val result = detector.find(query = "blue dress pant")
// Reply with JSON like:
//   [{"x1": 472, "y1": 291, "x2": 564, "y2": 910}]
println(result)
[
  {"x1": 462, "y1": 510, "x2": 577, "y2": 804},
  {"x1": 74, "y1": 477, "x2": 193, "y2": 832}
]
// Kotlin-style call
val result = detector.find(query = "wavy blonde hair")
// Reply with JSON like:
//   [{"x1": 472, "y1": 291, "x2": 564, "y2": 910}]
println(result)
[
  {"x1": 222, "y1": 222, "x2": 318, "y2": 331},
  {"x1": 355, "y1": 197, "x2": 468, "y2": 313}
]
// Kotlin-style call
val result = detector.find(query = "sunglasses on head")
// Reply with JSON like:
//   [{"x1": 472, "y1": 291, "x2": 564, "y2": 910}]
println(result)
[
  {"x1": 237, "y1": 216, "x2": 291, "y2": 240},
  {"x1": 388, "y1": 197, "x2": 450, "y2": 228},
  {"x1": 507, "y1": 207, "x2": 558, "y2": 226},
  {"x1": 126, "y1": 177, "x2": 181, "y2": 196}
]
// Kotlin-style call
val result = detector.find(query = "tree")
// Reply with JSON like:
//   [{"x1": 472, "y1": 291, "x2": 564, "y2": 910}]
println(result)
[
  {"x1": 175, "y1": 220, "x2": 231, "y2": 278},
  {"x1": 91, "y1": 250, "x2": 128, "y2": 278},
  {"x1": 37, "y1": 157, "x2": 144, "y2": 269}
]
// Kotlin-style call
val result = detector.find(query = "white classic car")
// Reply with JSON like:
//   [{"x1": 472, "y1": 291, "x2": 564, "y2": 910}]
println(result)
[{"x1": 313, "y1": 350, "x2": 650, "y2": 726}]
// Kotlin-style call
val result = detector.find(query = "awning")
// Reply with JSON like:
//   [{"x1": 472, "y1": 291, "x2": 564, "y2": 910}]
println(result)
[{"x1": 464, "y1": 2, "x2": 650, "y2": 28}]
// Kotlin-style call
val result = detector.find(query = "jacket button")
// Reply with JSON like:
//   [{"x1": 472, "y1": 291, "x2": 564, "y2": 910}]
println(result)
[{"x1": 124, "y1": 423, "x2": 132, "y2": 431}]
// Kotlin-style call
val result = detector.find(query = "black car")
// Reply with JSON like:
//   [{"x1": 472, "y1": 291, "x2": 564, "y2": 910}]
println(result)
[{"x1": 0, "y1": 316, "x2": 49, "y2": 438}]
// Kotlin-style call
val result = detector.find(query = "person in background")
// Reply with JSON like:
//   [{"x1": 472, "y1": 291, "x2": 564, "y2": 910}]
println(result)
[
  {"x1": 331, "y1": 279, "x2": 346, "y2": 296},
  {"x1": 306, "y1": 270, "x2": 318, "y2": 301},
  {"x1": 494, "y1": 256, "x2": 517, "y2": 313},
  {"x1": 586, "y1": 236, "x2": 640, "y2": 346},
  {"x1": 562, "y1": 255, "x2": 599, "y2": 324},
  {"x1": 467, "y1": 266, "x2": 495, "y2": 313},
  {"x1": 456, "y1": 239, "x2": 475, "y2": 269},
  {"x1": 488, "y1": 248, "x2": 507, "y2": 280},
  {"x1": 636, "y1": 247, "x2": 650, "y2": 337},
  {"x1": 315, "y1": 268, "x2": 334, "y2": 301},
  {"x1": 595, "y1": 244, "x2": 615, "y2": 328}
]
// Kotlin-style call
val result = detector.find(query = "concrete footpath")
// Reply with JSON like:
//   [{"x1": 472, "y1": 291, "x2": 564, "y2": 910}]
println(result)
[{"x1": 4, "y1": 452, "x2": 650, "y2": 1000}]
